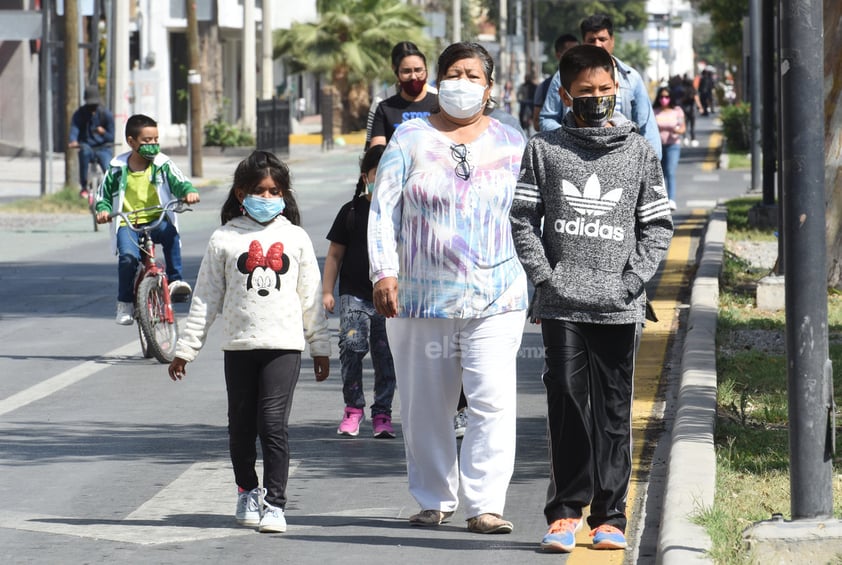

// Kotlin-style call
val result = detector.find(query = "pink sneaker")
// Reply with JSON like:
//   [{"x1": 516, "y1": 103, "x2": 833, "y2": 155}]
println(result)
[
  {"x1": 337, "y1": 407, "x2": 364, "y2": 437},
  {"x1": 372, "y1": 414, "x2": 395, "y2": 439}
]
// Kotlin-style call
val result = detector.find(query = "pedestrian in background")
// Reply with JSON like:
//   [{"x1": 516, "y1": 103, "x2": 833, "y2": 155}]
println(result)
[
  {"x1": 68, "y1": 83, "x2": 115, "y2": 198},
  {"x1": 168, "y1": 150, "x2": 331, "y2": 534},
  {"x1": 322, "y1": 145, "x2": 397, "y2": 439},
  {"x1": 671, "y1": 75, "x2": 702, "y2": 147},
  {"x1": 368, "y1": 42, "x2": 437, "y2": 149},
  {"x1": 532, "y1": 34, "x2": 579, "y2": 132},
  {"x1": 654, "y1": 86, "x2": 685, "y2": 210},
  {"x1": 368, "y1": 41, "x2": 528, "y2": 535}
]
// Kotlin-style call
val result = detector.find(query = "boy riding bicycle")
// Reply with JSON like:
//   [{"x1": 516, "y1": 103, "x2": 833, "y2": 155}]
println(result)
[{"x1": 95, "y1": 114, "x2": 200, "y2": 325}]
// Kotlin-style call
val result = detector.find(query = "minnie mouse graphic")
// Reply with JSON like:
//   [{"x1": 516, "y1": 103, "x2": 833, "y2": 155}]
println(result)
[{"x1": 237, "y1": 240, "x2": 290, "y2": 296}]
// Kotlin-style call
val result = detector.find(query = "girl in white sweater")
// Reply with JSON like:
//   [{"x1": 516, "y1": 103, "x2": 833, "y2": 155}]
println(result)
[{"x1": 168, "y1": 150, "x2": 331, "y2": 533}]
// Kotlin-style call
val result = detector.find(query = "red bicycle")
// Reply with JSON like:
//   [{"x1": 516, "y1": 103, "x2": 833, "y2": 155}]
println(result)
[
  {"x1": 109, "y1": 200, "x2": 191, "y2": 363},
  {"x1": 81, "y1": 145, "x2": 113, "y2": 232}
]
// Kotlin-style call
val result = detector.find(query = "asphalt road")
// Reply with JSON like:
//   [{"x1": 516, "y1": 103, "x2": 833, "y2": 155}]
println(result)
[{"x1": 0, "y1": 115, "x2": 751, "y2": 564}]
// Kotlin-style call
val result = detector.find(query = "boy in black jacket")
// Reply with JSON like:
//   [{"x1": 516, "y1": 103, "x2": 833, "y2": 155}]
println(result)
[{"x1": 509, "y1": 44, "x2": 673, "y2": 553}]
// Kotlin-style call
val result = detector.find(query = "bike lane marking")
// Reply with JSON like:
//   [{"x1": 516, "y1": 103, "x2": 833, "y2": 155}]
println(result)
[
  {"x1": 0, "y1": 458, "x2": 405, "y2": 544},
  {"x1": 0, "y1": 341, "x2": 140, "y2": 417},
  {"x1": 567, "y1": 211, "x2": 705, "y2": 563}
]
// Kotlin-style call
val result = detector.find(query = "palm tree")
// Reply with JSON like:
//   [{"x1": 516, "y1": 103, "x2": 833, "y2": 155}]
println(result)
[{"x1": 275, "y1": 0, "x2": 433, "y2": 135}]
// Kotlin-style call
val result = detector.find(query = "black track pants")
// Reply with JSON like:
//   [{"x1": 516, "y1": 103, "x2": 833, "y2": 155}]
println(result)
[{"x1": 541, "y1": 320, "x2": 638, "y2": 532}]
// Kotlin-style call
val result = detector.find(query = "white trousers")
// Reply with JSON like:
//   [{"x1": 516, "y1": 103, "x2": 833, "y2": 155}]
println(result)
[{"x1": 386, "y1": 310, "x2": 525, "y2": 518}]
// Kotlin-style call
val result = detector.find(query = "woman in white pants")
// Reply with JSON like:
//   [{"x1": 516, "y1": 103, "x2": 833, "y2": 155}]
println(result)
[{"x1": 367, "y1": 41, "x2": 528, "y2": 535}]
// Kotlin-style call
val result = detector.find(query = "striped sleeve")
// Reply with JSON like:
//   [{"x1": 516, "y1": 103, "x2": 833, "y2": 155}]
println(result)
[
  {"x1": 638, "y1": 196, "x2": 671, "y2": 223},
  {"x1": 628, "y1": 148, "x2": 674, "y2": 285}
]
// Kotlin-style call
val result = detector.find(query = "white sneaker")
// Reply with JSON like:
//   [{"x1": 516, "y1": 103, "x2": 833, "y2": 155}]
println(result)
[
  {"x1": 235, "y1": 487, "x2": 262, "y2": 527},
  {"x1": 691, "y1": 139, "x2": 700, "y2": 147},
  {"x1": 115, "y1": 301, "x2": 134, "y2": 325},
  {"x1": 168, "y1": 280, "x2": 192, "y2": 303},
  {"x1": 259, "y1": 501, "x2": 287, "y2": 533},
  {"x1": 669, "y1": 199, "x2": 677, "y2": 210}
]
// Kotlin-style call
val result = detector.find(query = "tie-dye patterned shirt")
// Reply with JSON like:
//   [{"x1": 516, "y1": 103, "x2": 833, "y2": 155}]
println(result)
[{"x1": 368, "y1": 116, "x2": 528, "y2": 318}]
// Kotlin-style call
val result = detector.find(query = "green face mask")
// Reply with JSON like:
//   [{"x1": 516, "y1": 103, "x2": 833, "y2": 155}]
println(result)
[{"x1": 138, "y1": 143, "x2": 160, "y2": 160}]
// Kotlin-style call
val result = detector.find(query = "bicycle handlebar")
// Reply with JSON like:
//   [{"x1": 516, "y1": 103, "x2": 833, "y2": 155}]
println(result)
[{"x1": 108, "y1": 199, "x2": 191, "y2": 232}]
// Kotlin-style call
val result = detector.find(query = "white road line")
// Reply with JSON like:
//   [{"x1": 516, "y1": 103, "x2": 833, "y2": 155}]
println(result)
[
  {"x1": 0, "y1": 341, "x2": 140, "y2": 417},
  {"x1": 691, "y1": 174, "x2": 720, "y2": 182},
  {"x1": 685, "y1": 200, "x2": 720, "y2": 209},
  {"x1": 127, "y1": 460, "x2": 271, "y2": 521},
  {"x1": 0, "y1": 459, "x2": 405, "y2": 545}
]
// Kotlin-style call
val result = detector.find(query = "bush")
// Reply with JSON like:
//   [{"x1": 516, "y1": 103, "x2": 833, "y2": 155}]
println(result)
[
  {"x1": 719, "y1": 103, "x2": 751, "y2": 152},
  {"x1": 204, "y1": 115, "x2": 255, "y2": 148}
]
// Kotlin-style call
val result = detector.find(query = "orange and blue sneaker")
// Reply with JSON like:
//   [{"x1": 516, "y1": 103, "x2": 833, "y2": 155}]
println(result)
[
  {"x1": 540, "y1": 517, "x2": 582, "y2": 553},
  {"x1": 590, "y1": 524, "x2": 627, "y2": 549}
]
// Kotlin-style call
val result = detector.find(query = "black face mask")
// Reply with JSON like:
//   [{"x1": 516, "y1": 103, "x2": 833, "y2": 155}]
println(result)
[{"x1": 569, "y1": 94, "x2": 616, "y2": 127}]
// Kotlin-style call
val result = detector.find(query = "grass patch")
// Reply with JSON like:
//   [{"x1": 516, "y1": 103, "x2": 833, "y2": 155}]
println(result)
[
  {"x1": 722, "y1": 196, "x2": 776, "y2": 240},
  {"x1": 695, "y1": 198, "x2": 842, "y2": 563},
  {"x1": 0, "y1": 186, "x2": 89, "y2": 214},
  {"x1": 727, "y1": 152, "x2": 751, "y2": 170}
]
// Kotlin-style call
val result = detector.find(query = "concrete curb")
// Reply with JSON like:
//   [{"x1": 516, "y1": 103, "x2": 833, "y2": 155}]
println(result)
[{"x1": 657, "y1": 206, "x2": 726, "y2": 564}]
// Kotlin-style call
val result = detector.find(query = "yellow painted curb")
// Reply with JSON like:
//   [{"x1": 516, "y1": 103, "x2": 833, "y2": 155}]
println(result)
[
  {"x1": 702, "y1": 132, "x2": 723, "y2": 171},
  {"x1": 290, "y1": 132, "x2": 367, "y2": 147}
]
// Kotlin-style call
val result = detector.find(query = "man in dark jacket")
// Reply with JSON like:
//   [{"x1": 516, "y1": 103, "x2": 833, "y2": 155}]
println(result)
[{"x1": 68, "y1": 84, "x2": 115, "y2": 197}]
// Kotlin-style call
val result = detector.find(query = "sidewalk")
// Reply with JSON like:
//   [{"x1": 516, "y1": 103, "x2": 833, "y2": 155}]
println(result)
[{"x1": 0, "y1": 142, "x2": 365, "y2": 204}]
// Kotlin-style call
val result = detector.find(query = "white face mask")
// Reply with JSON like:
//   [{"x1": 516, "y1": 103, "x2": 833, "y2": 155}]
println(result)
[{"x1": 437, "y1": 79, "x2": 487, "y2": 119}]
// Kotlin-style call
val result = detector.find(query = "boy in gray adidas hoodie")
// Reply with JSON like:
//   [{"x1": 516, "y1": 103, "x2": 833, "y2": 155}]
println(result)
[{"x1": 510, "y1": 45, "x2": 673, "y2": 553}]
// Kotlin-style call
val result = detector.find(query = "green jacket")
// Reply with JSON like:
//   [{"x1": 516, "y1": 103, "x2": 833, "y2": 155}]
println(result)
[{"x1": 96, "y1": 150, "x2": 198, "y2": 254}]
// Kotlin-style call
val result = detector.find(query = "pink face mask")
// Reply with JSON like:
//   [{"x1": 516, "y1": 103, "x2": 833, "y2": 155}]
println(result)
[{"x1": 659, "y1": 96, "x2": 670, "y2": 107}]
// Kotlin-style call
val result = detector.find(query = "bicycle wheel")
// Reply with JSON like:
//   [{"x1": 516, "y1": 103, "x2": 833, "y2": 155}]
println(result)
[
  {"x1": 137, "y1": 323, "x2": 153, "y2": 359},
  {"x1": 136, "y1": 275, "x2": 178, "y2": 363}
]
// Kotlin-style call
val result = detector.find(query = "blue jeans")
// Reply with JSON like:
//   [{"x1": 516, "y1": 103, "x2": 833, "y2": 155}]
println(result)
[
  {"x1": 78, "y1": 143, "x2": 112, "y2": 187},
  {"x1": 661, "y1": 142, "x2": 681, "y2": 202},
  {"x1": 115, "y1": 216, "x2": 182, "y2": 303},
  {"x1": 338, "y1": 294, "x2": 397, "y2": 416}
]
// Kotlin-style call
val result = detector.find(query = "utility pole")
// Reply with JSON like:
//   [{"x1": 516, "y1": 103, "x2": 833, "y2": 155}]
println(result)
[
  {"x1": 261, "y1": 0, "x2": 273, "y2": 100},
  {"x1": 64, "y1": 0, "x2": 79, "y2": 191},
  {"x1": 499, "y1": 0, "x2": 507, "y2": 95},
  {"x1": 738, "y1": 5, "x2": 842, "y2": 556},
  {"x1": 452, "y1": 0, "x2": 461, "y2": 43},
  {"x1": 781, "y1": 0, "x2": 832, "y2": 520},
  {"x1": 186, "y1": 0, "x2": 203, "y2": 177},
  {"x1": 748, "y1": 0, "x2": 762, "y2": 193},
  {"x1": 242, "y1": 0, "x2": 256, "y2": 134},
  {"x1": 112, "y1": 0, "x2": 129, "y2": 154},
  {"x1": 761, "y1": 0, "x2": 776, "y2": 207},
  {"x1": 40, "y1": 0, "x2": 53, "y2": 196}
]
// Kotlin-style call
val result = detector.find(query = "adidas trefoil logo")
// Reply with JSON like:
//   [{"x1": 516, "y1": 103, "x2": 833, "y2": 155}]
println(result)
[
  {"x1": 562, "y1": 174, "x2": 622, "y2": 216},
  {"x1": 557, "y1": 174, "x2": 625, "y2": 241}
]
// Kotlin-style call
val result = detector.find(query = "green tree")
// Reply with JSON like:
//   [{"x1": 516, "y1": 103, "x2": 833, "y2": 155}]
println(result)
[
  {"x1": 275, "y1": 0, "x2": 432, "y2": 134},
  {"x1": 482, "y1": 0, "x2": 648, "y2": 75},
  {"x1": 692, "y1": 0, "x2": 748, "y2": 66},
  {"x1": 613, "y1": 36, "x2": 650, "y2": 74}
]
